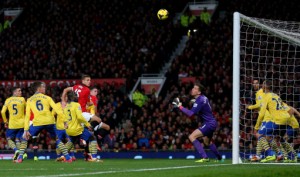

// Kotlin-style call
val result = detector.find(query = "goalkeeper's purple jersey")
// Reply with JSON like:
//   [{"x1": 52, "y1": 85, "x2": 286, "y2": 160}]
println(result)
[{"x1": 180, "y1": 95, "x2": 217, "y2": 127}]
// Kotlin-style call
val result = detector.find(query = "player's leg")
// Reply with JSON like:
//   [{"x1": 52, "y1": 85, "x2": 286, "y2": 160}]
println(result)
[
  {"x1": 203, "y1": 136, "x2": 222, "y2": 161},
  {"x1": 49, "y1": 125, "x2": 72, "y2": 163},
  {"x1": 283, "y1": 126, "x2": 297, "y2": 162},
  {"x1": 82, "y1": 112, "x2": 110, "y2": 131},
  {"x1": 6, "y1": 129, "x2": 19, "y2": 161},
  {"x1": 15, "y1": 129, "x2": 27, "y2": 163},
  {"x1": 188, "y1": 125, "x2": 209, "y2": 162},
  {"x1": 81, "y1": 128, "x2": 102, "y2": 162},
  {"x1": 260, "y1": 122, "x2": 277, "y2": 162}
]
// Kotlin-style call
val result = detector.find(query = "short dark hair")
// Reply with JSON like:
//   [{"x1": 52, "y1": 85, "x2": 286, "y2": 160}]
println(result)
[
  {"x1": 81, "y1": 74, "x2": 90, "y2": 80},
  {"x1": 31, "y1": 81, "x2": 43, "y2": 92},
  {"x1": 11, "y1": 87, "x2": 20, "y2": 94},
  {"x1": 90, "y1": 86, "x2": 98, "y2": 90},
  {"x1": 264, "y1": 80, "x2": 273, "y2": 91},
  {"x1": 194, "y1": 82, "x2": 206, "y2": 93},
  {"x1": 67, "y1": 91, "x2": 78, "y2": 102}
]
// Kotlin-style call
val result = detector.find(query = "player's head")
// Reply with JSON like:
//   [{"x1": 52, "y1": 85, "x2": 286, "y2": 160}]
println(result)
[
  {"x1": 252, "y1": 78, "x2": 260, "y2": 91},
  {"x1": 67, "y1": 91, "x2": 78, "y2": 102},
  {"x1": 81, "y1": 74, "x2": 91, "y2": 87},
  {"x1": 191, "y1": 82, "x2": 205, "y2": 97},
  {"x1": 262, "y1": 80, "x2": 272, "y2": 92},
  {"x1": 31, "y1": 81, "x2": 46, "y2": 94},
  {"x1": 11, "y1": 87, "x2": 22, "y2": 97},
  {"x1": 90, "y1": 86, "x2": 98, "y2": 96}
]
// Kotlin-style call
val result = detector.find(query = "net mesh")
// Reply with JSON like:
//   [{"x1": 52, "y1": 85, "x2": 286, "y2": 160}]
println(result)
[{"x1": 239, "y1": 15, "x2": 300, "y2": 162}]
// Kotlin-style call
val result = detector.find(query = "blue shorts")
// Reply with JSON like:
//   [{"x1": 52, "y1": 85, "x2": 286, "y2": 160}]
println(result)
[
  {"x1": 56, "y1": 129, "x2": 70, "y2": 141},
  {"x1": 286, "y1": 126, "x2": 298, "y2": 138},
  {"x1": 29, "y1": 124, "x2": 56, "y2": 138},
  {"x1": 259, "y1": 121, "x2": 276, "y2": 136},
  {"x1": 6, "y1": 128, "x2": 24, "y2": 140},
  {"x1": 69, "y1": 128, "x2": 92, "y2": 143},
  {"x1": 198, "y1": 123, "x2": 216, "y2": 138}
]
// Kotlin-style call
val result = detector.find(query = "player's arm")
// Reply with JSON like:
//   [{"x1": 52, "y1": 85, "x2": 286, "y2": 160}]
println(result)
[
  {"x1": 62, "y1": 87, "x2": 73, "y2": 103},
  {"x1": 247, "y1": 93, "x2": 261, "y2": 110},
  {"x1": 1, "y1": 101, "x2": 8, "y2": 125},
  {"x1": 173, "y1": 98, "x2": 201, "y2": 117},
  {"x1": 24, "y1": 102, "x2": 31, "y2": 131},
  {"x1": 49, "y1": 97, "x2": 67, "y2": 122},
  {"x1": 289, "y1": 106, "x2": 300, "y2": 117},
  {"x1": 254, "y1": 95, "x2": 269, "y2": 130}
]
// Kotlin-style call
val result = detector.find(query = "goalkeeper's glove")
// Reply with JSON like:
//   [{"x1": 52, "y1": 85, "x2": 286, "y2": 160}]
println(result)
[{"x1": 172, "y1": 97, "x2": 182, "y2": 108}]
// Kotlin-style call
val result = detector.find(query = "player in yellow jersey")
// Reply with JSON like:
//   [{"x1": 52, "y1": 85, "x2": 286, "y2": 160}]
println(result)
[
  {"x1": 1, "y1": 87, "x2": 27, "y2": 162},
  {"x1": 52, "y1": 94, "x2": 75, "y2": 162},
  {"x1": 256, "y1": 80, "x2": 291, "y2": 162},
  {"x1": 22, "y1": 81, "x2": 72, "y2": 163},
  {"x1": 64, "y1": 91, "x2": 102, "y2": 162},
  {"x1": 247, "y1": 79, "x2": 275, "y2": 162},
  {"x1": 281, "y1": 103, "x2": 300, "y2": 162}
]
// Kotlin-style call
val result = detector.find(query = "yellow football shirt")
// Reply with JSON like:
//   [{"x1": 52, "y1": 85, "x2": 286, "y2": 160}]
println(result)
[
  {"x1": 52, "y1": 102, "x2": 67, "y2": 130},
  {"x1": 24, "y1": 93, "x2": 66, "y2": 130},
  {"x1": 1, "y1": 96, "x2": 26, "y2": 129},
  {"x1": 257, "y1": 92, "x2": 290, "y2": 127},
  {"x1": 64, "y1": 102, "x2": 91, "y2": 136}
]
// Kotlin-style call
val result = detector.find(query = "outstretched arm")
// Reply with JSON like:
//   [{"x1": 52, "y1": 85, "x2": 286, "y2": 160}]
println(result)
[{"x1": 62, "y1": 87, "x2": 73, "y2": 103}]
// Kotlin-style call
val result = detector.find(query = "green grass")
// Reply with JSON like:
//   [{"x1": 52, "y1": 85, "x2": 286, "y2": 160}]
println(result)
[{"x1": 0, "y1": 159, "x2": 300, "y2": 177}]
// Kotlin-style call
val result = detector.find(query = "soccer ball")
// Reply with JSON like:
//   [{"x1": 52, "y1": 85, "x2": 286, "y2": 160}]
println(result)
[{"x1": 157, "y1": 9, "x2": 168, "y2": 20}]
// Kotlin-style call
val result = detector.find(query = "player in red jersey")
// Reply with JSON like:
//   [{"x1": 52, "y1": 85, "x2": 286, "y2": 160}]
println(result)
[
  {"x1": 87, "y1": 86, "x2": 99, "y2": 115},
  {"x1": 62, "y1": 75, "x2": 110, "y2": 131}
]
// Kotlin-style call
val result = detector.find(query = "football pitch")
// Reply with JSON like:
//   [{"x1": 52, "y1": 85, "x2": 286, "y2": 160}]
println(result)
[{"x1": 1, "y1": 159, "x2": 300, "y2": 177}]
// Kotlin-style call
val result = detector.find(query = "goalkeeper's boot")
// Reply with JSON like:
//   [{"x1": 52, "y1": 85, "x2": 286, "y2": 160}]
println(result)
[
  {"x1": 260, "y1": 155, "x2": 276, "y2": 163},
  {"x1": 34, "y1": 156, "x2": 38, "y2": 161},
  {"x1": 250, "y1": 155, "x2": 261, "y2": 162},
  {"x1": 13, "y1": 150, "x2": 20, "y2": 161},
  {"x1": 195, "y1": 158, "x2": 210, "y2": 163},
  {"x1": 23, "y1": 153, "x2": 28, "y2": 160}
]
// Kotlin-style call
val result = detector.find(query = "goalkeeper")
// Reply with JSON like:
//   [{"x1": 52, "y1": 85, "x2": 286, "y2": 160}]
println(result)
[{"x1": 172, "y1": 83, "x2": 221, "y2": 162}]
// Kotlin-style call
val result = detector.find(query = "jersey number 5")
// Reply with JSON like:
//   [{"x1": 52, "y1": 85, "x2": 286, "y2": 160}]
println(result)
[{"x1": 12, "y1": 104, "x2": 18, "y2": 115}]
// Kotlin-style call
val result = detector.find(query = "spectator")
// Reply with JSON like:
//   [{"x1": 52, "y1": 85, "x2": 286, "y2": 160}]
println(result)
[{"x1": 200, "y1": 7, "x2": 211, "y2": 25}]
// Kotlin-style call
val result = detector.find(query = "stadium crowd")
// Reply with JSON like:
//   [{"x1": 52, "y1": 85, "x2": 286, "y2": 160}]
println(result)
[{"x1": 1, "y1": 0, "x2": 300, "y2": 154}]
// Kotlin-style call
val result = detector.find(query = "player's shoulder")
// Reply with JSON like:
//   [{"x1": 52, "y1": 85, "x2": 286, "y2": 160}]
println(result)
[{"x1": 257, "y1": 89, "x2": 264, "y2": 96}]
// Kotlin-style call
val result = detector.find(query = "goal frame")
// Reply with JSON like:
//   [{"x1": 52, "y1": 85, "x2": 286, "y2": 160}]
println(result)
[{"x1": 232, "y1": 12, "x2": 300, "y2": 164}]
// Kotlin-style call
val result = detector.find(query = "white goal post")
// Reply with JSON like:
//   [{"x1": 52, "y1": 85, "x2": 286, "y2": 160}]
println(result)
[{"x1": 233, "y1": 12, "x2": 300, "y2": 164}]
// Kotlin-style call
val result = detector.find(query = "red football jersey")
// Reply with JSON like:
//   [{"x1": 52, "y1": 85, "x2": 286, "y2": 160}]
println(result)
[
  {"x1": 90, "y1": 95, "x2": 98, "y2": 108},
  {"x1": 72, "y1": 84, "x2": 90, "y2": 112}
]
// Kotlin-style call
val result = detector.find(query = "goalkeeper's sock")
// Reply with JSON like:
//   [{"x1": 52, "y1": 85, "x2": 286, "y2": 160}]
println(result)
[
  {"x1": 192, "y1": 140, "x2": 208, "y2": 159},
  {"x1": 209, "y1": 144, "x2": 221, "y2": 160},
  {"x1": 89, "y1": 141, "x2": 98, "y2": 159}
]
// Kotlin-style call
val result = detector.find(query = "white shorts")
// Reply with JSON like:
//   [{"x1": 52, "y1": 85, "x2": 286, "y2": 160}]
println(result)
[{"x1": 82, "y1": 112, "x2": 94, "y2": 122}]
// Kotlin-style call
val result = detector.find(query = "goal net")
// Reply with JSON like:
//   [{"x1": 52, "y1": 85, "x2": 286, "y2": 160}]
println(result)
[{"x1": 233, "y1": 12, "x2": 300, "y2": 164}]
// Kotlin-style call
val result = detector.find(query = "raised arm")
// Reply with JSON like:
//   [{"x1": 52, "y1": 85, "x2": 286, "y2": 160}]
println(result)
[{"x1": 62, "y1": 87, "x2": 73, "y2": 103}]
